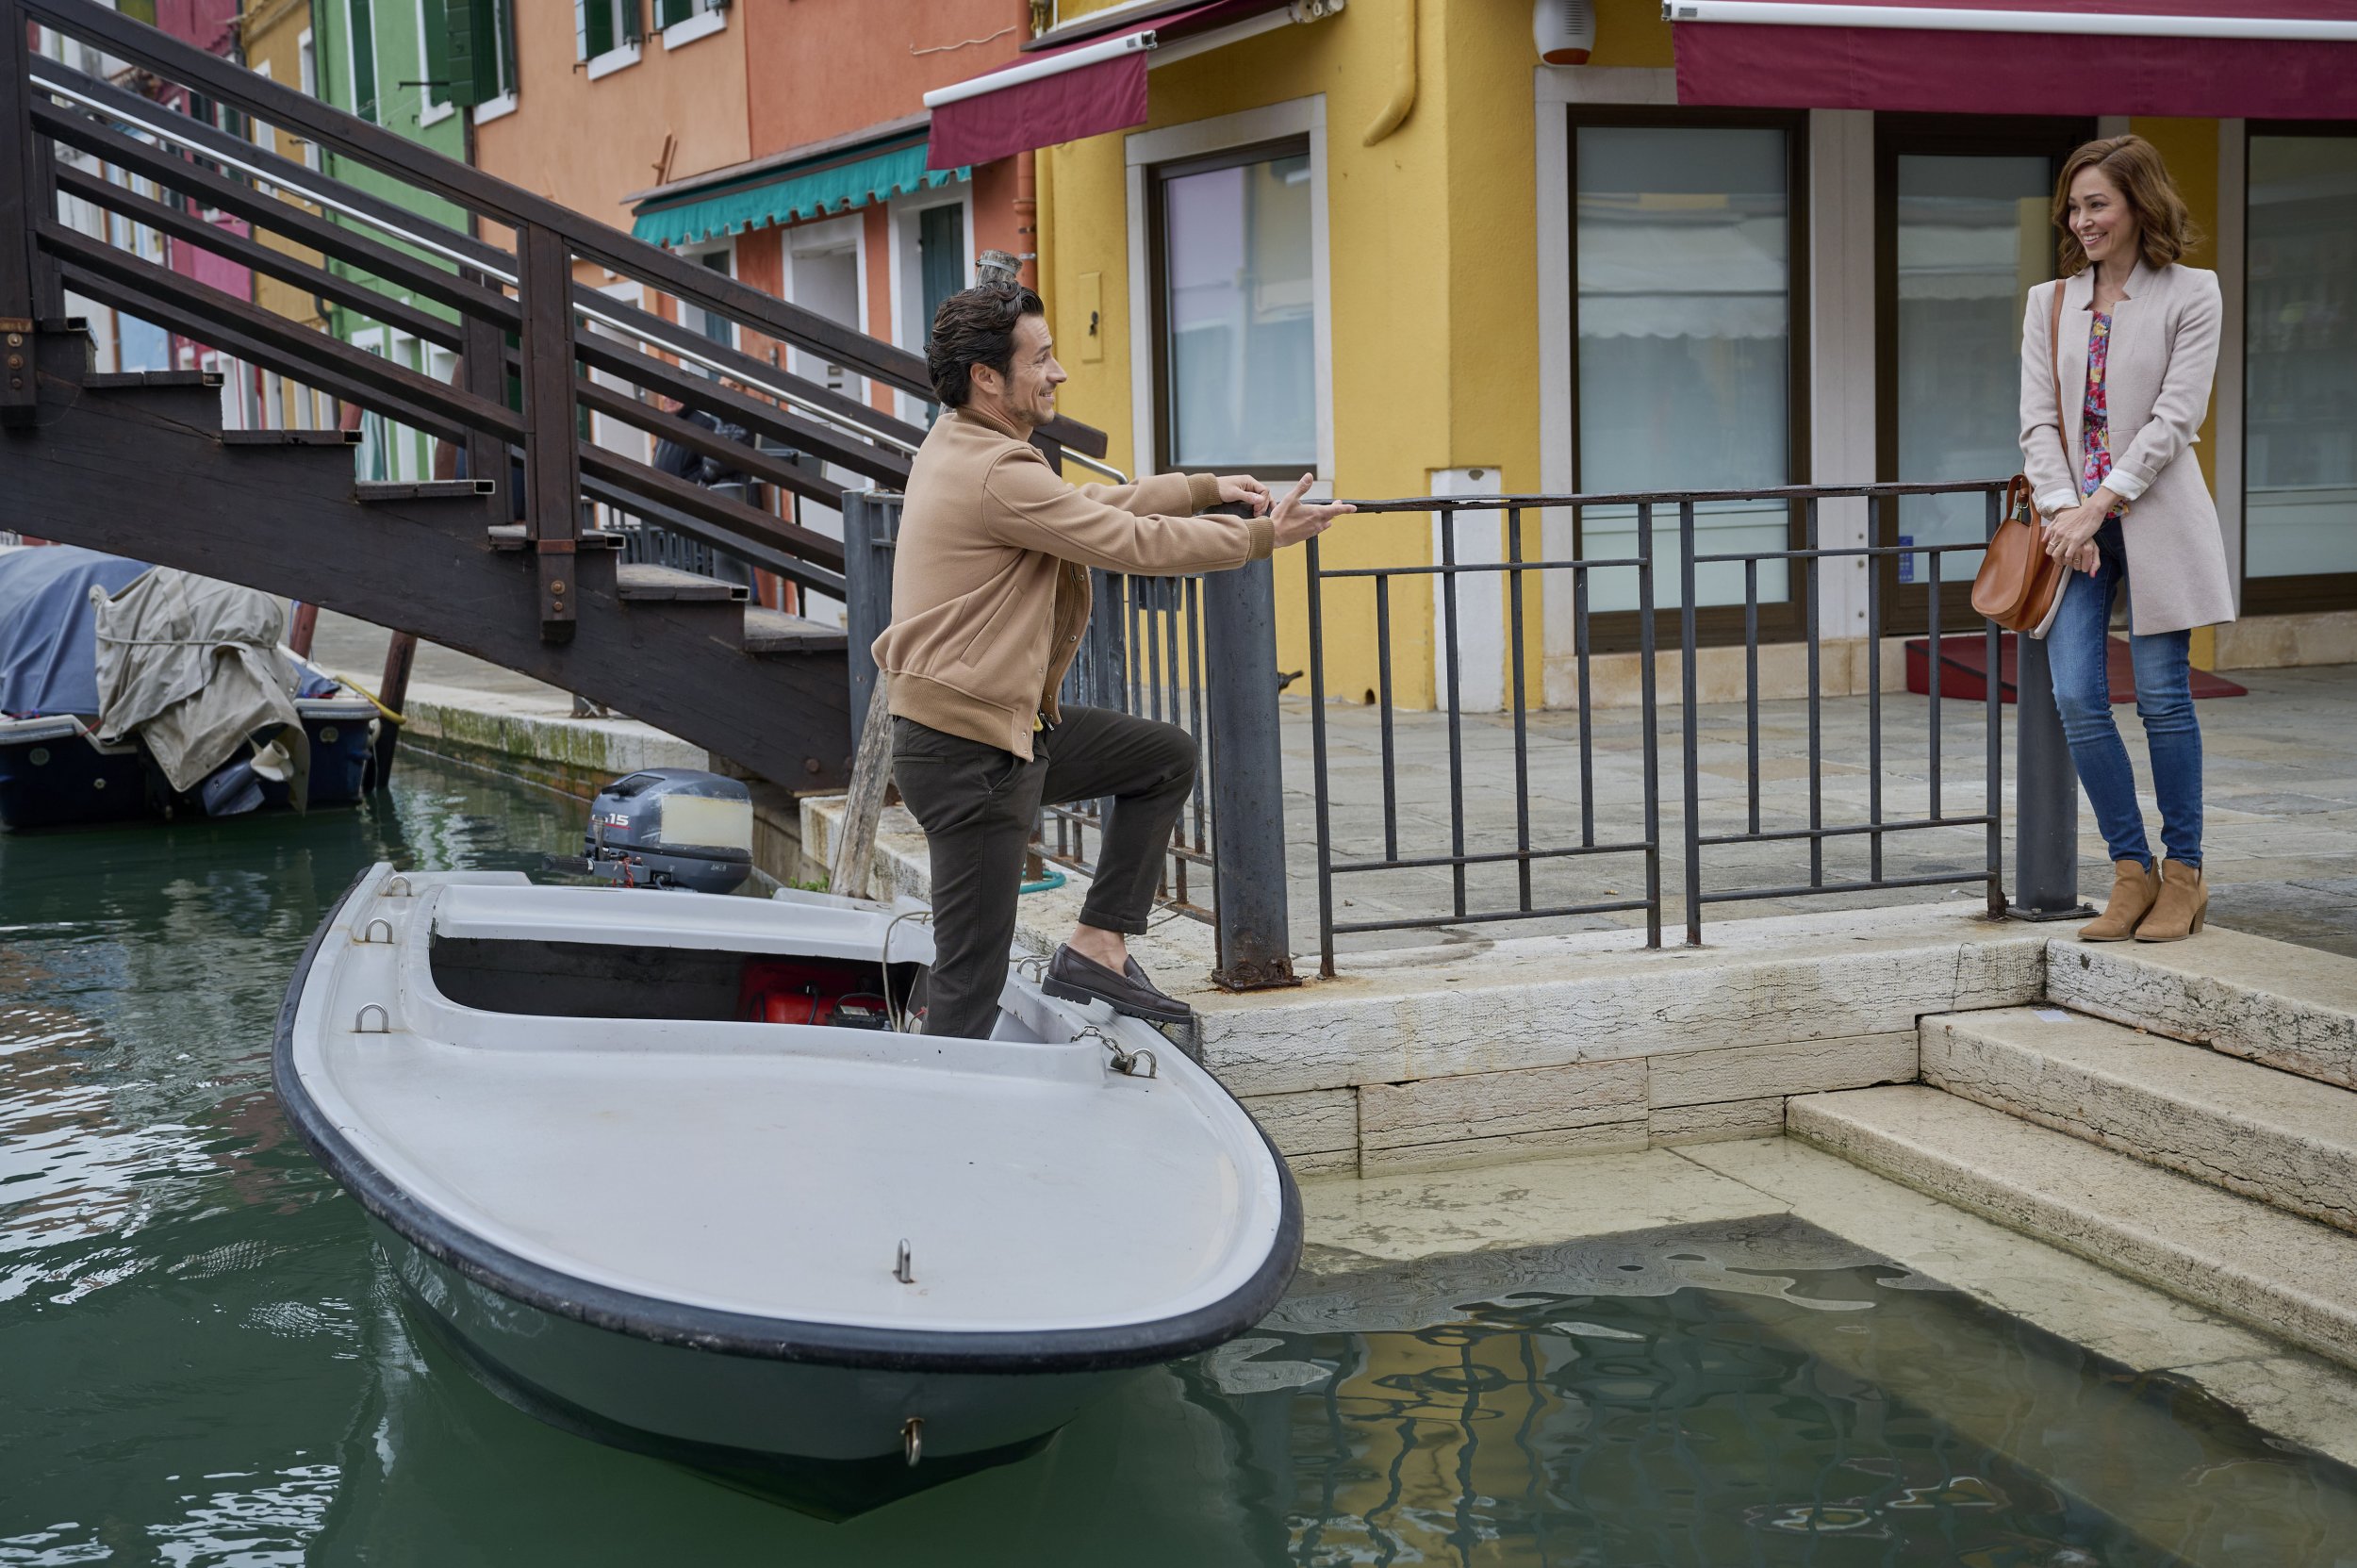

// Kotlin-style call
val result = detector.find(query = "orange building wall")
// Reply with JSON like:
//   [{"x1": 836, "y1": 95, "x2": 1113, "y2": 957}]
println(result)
[
  {"x1": 472, "y1": 4, "x2": 753, "y2": 241},
  {"x1": 742, "y1": 0, "x2": 1030, "y2": 153}
]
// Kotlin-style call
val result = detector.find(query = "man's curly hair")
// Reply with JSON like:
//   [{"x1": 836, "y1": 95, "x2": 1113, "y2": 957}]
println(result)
[{"x1": 926, "y1": 281, "x2": 1044, "y2": 408}]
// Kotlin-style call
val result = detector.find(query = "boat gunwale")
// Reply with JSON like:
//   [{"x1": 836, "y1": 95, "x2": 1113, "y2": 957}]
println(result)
[{"x1": 273, "y1": 867, "x2": 1305, "y2": 1375}]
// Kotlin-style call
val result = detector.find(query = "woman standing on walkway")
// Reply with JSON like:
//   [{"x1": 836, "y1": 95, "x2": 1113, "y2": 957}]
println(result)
[{"x1": 2019, "y1": 135, "x2": 2235, "y2": 944}]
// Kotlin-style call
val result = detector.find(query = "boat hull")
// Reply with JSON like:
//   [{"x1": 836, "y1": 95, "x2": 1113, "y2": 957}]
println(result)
[
  {"x1": 0, "y1": 702, "x2": 387, "y2": 831},
  {"x1": 373, "y1": 1217, "x2": 1127, "y2": 1514}
]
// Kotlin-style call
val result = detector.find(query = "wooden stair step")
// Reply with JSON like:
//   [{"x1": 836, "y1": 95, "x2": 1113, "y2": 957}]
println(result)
[
  {"x1": 221, "y1": 428, "x2": 360, "y2": 447},
  {"x1": 743, "y1": 606, "x2": 848, "y2": 655},
  {"x1": 616, "y1": 562, "x2": 749, "y2": 602},
  {"x1": 357, "y1": 480, "x2": 496, "y2": 503},
  {"x1": 486, "y1": 524, "x2": 624, "y2": 551},
  {"x1": 83, "y1": 370, "x2": 222, "y2": 389}
]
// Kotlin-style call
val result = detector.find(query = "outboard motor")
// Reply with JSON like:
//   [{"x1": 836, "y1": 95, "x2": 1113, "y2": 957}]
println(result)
[{"x1": 580, "y1": 768, "x2": 753, "y2": 894}]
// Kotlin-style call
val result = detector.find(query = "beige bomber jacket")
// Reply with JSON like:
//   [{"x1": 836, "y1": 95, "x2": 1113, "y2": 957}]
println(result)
[{"x1": 872, "y1": 405, "x2": 1276, "y2": 759}]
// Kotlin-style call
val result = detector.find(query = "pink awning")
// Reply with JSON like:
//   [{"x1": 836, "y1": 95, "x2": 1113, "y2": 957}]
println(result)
[
  {"x1": 1670, "y1": 1, "x2": 2357, "y2": 120},
  {"x1": 925, "y1": 0, "x2": 1295, "y2": 171}
]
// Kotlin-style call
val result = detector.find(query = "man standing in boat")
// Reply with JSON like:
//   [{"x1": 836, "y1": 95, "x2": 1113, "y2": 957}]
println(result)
[{"x1": 875, "y1": 281, "x2": 1351, "y2": 1039}]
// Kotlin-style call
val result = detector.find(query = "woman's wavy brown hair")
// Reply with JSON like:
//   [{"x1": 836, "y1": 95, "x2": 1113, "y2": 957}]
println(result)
[{"x1": 2052, "y1": 135, "x2": 2202, "y2": 275}]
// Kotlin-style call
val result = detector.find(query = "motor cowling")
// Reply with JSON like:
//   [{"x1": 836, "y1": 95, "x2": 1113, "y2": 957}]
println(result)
[{"x1": 584, "y1": 768, "x2": 753, "y2": 895}]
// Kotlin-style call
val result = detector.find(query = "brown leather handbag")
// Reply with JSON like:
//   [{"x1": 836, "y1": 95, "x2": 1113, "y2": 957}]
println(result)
[{"x1": 1970, "y1": 284, "x2": 2070, "y2": 635}]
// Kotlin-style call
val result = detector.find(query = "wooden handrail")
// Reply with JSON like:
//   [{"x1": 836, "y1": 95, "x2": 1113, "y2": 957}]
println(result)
[{"x1": 21, "y1": 0, "x2": 1112, "y2": 456}]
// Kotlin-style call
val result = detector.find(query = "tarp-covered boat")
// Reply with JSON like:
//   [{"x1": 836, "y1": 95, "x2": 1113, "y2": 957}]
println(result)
[
  {"x1": 274, "y1": 865, "x2": 1301, "y2": 1514},
  {"x1": 0, "y1": 545, "x2": 384, "y2": 830}
]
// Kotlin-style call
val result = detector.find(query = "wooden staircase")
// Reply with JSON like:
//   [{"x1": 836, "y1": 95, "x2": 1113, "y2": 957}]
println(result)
[{"x1": 0, "y1": 0, "x2": 1108, "y2": 792}]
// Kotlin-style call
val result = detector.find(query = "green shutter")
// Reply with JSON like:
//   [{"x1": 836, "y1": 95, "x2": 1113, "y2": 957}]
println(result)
[
  {"x1": 349, "y1": 0, "x2": 378, "y2": 124},
  {"x1": 428, "y1": 0, "x2": 490, "y2": 107},
  {"x1": 582, "y1": 0, "x2": 611, "y2": 60},
  {"x1": 657, "y1": 0, "x2": 694, "y2": 28}
]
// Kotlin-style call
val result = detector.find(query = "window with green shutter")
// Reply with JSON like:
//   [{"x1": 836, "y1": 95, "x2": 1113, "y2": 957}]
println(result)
[
  {"x1": 422, "y1": 0, "x2": 506, "y2": 107},
  {"x1": 348, "y1": 0, "x2": 379, "y2": 123},
  {"x1": 579, "y1": 0, "x2": 643, "y2": 61}
]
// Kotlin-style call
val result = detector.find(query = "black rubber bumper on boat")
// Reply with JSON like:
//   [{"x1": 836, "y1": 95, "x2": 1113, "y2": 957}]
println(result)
[{"x1": 272, "y1": 868, "x2": 1306, "y2": 1376}]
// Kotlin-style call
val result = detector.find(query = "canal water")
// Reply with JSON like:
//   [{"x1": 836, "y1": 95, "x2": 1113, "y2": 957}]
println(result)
[{"x1": 6, "y1": 751, "x2": 2357, "y2": 1565}]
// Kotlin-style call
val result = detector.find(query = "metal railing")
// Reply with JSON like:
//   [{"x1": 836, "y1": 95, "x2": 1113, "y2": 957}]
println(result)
[{"x1": 1300, "y1": 482, "x2": 2059, "y2": 973}]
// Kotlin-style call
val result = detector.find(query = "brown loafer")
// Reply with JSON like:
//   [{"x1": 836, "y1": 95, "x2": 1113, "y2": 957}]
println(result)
[{"x1": 1044, "y1": 944, "x2": 1194, "y2": 1025}]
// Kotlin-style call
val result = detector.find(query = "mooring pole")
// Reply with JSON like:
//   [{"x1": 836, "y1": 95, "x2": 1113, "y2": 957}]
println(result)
[
  {"x1": 1202, "y1": 544, "x2": 1296, "y2": 991},
  {"x1": 2010, "y1": 632, "x2": 2091, "y2": 919}
]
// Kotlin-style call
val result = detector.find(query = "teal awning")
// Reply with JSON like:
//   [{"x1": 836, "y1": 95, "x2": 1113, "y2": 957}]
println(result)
[{"x1": 631, "y1": 140, "x2": 965, "y2": 247}]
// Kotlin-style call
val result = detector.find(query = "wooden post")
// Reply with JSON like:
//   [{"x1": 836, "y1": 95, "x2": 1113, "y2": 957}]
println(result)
[
  {"x1": 288, "y1": 602, "x2": 319, "y2": 656},
  {"x1": 1, "y1": 0, "x2": 41, "y2": 426},
  {"x1": 460, "y1": 272, "x2": 507, "y2": 530},
  {"x1": 518, "y1": 224, "x2": 581, "y2": 641},
  {"x1": 830, "y1": 676, "x2": 895, "y2": 901}
]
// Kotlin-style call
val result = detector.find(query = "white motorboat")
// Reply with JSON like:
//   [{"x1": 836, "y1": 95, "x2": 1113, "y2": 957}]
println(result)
[{"x1": 273, "y1": 863, "x2": 1301, "y2": 1515}]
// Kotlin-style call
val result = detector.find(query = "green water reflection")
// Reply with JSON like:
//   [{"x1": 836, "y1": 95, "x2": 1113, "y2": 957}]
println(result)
[{"x1": 4, "y1": 753, "x2": 2356, "y2": 1565}]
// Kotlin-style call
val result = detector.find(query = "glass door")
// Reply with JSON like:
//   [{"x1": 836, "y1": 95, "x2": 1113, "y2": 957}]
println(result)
[
  {"x1": 1876, "y1": 119, "x2": 2088, "y2": 635},
  {"x1": 2245, "y1": 127, "x2": 2357, "y2": 615}
]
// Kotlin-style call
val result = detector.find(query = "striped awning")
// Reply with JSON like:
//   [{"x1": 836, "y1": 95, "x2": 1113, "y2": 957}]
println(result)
[{"x1": 631, "y1": 138, "x2": 966, "y2": 249}]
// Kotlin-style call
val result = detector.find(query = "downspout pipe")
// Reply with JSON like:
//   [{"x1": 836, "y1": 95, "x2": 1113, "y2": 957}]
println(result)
[{"x1": 1362, "y1": 0, "x2": 1416, "y2": 146}]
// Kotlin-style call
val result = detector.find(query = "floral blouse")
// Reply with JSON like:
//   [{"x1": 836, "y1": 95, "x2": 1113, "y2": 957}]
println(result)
[{"x1": 2081, "y1": 310, "x2": 2122, "y2": 519}]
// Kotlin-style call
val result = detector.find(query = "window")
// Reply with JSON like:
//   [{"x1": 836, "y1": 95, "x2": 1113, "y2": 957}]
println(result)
[
  {"x1": 577, "y1": 0, "x2": 643, "y2": 75},
  {"x1": 690, "y1": 247, "x2": 735, "y2": 353},
  {"x1": 1149, "y1": 138, "x2": 1314, "y2": 475},
  {"x1": 894, "y1": 193, "x2": 970, "y2": 421},
  {"x1": 2245, "y1": 129, "x2": 2357, "y2": 612},
  {"x1": 421, "y1": 0, "x2": 517, "y2": 113},
  {"x1": 414, "y1": 0, "x2": 452, "y2": 122},
  {"x1": 1873, "y1": 119, "x2": 2085, "y2": 635},
  {"x1": 297, "y1": 30, "x2": 322, "y2": 169},
  {"x1": 656, "y1": 0, "x2": 727, "y2": 48},
  {"x1": 347, "y1": 0, "x2": 379, "y2": 124},
  {"x1": 1572, "y1": 119, "x2": 1802, "y2": 622}
]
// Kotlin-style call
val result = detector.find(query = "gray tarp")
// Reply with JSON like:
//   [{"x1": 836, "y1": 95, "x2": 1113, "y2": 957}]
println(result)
[{"x1": 92, "y1": 569, "x2": 311, "y2": 802}]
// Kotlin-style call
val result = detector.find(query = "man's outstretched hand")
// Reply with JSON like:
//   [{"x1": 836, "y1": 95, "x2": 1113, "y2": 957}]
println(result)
[
  {"x1": 1214, "y1": 474, "x2": 1273, "y2": 515},
  {"x1": 1271, "y1": 472, "x2": 1355, "y2": 549}
]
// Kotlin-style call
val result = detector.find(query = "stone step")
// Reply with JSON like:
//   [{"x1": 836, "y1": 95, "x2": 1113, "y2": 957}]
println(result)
[
  {"x1": 1789, "y1": 1084, "x2": 2357, "y2": 1369},
  {"x1": 2044, "y1": 928, "x2": 2357, "y2": 1092},
  {"x1": 1921, "y1": 1006, "x2": 2357, "y2": 1234}
]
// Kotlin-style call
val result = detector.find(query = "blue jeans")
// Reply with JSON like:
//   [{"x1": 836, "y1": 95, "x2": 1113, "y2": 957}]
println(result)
[{"x1": 2044, "y1": 518, "x2": 2201, "y2": 869}]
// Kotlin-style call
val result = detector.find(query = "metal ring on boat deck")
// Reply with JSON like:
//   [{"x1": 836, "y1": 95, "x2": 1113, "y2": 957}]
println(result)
[
  {"x1": 381, "y1": 875, "x2": 414, "y2": 898},
  {"x1": 901, "y1": 1416, "x2": 923, "y2": 1467},
  {"x1": 1080, "y1": 1026, "x2": 1158, "y2": 1080},
  {"x1": 359, "y1": 916, "x2": 394, "y2": 944},
  {"x1": 354, "y1": 1003, "x2": 389, "y2": 1034},
  {"x1": 893, "y1": 1239, "x2": 915, "y2": 1285}
]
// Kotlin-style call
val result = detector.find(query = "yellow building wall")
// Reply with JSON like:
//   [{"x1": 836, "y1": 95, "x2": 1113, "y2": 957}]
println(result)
[
  {"x1": 238, "y1": 0, "x2": 327, "y2": 336},
  {"x1": 1045, "y1": 0, "x2": 1603, "y2": 705},
  {"x1": 2128, "y1": 115, "x2": 2223, "y2": 668}
]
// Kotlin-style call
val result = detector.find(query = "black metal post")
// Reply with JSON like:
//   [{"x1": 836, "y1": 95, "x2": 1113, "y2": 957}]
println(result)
[
  {"x1": 1203, "y1": 552, "x2": 1296, "y2": 990},
  {"x1": 1, "y1": 0, "x2": 43, "y2": 426},
  {"x1": 2011, "y1": 629, "x2": 2092, "y2": 918}
]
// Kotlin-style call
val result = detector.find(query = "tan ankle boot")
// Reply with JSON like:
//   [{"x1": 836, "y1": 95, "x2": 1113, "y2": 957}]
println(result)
[
  {"x1": 2079, "y1": 859, "x2": 2159, "y2": 941},
  {"x1": 2134, "y1": 859, "x2": 2207, "y2": 942}
]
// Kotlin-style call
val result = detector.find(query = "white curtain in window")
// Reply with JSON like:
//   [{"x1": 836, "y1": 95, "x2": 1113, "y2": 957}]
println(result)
[
  {"x1": 1575, "y1": 126, "x2": 1790, "y2": 613},
  {"x1": 1162, "y1": 150, "x2": 1314, "y2": 470}
]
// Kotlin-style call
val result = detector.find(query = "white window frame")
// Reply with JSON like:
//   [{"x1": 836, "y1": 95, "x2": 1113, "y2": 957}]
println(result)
[
  {"x1": 585, "y1": 279, "x2": 651, "y2": 473},
  {"x1": 661, "y1": 0, "x2": 728, "y2": 51},
  {"x1": 783, "y1": 214, "x2": 870, "y2": 404},
  {"x1": 885, "y1": 183, "x2": 975, "y2": 423},
  {"x1": 415, "y1": 0, "x2": 455, "y2": 124},
  {"x1": 297, "y1": 29, "x2": 323, "y2": 169},
  {"x1": 675, "y1": 238, "x2": 740, "y2": 368},
  {"x1": 1125, "y1": 94, "x2": 1332, "y2": 486}
]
